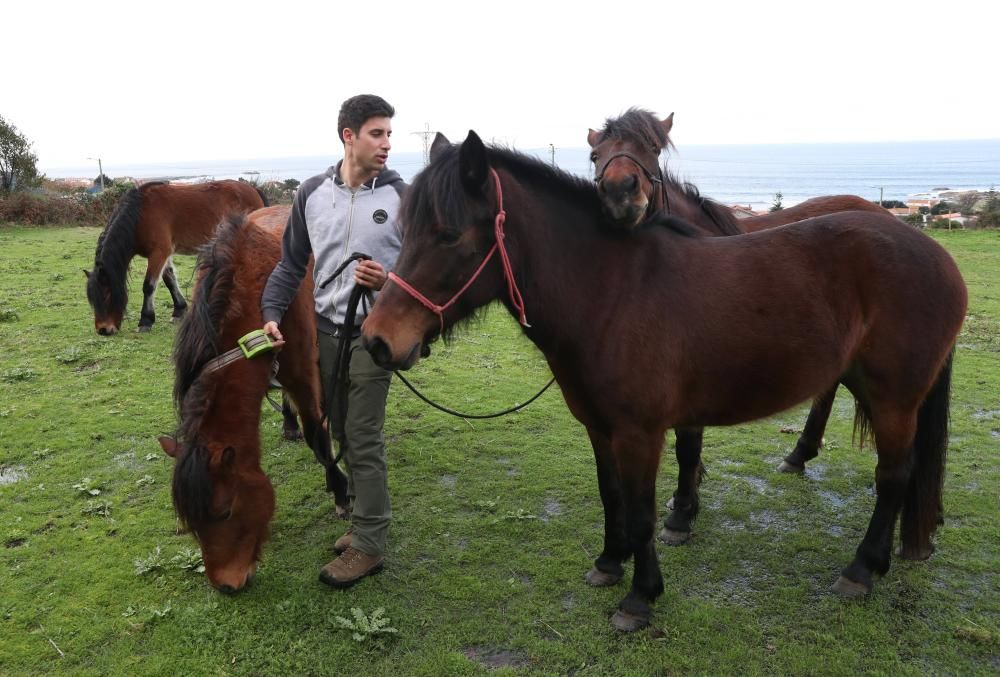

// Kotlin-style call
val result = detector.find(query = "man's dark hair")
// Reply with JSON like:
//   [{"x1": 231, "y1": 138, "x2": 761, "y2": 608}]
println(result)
[{"x1": 338, "y1": 94, "x2": 395, "y2": 144}]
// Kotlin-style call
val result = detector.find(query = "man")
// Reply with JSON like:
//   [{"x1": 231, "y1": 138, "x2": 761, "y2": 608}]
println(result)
[{"x1": 261, "y1": 94, "x2": 405, "y2": 588}]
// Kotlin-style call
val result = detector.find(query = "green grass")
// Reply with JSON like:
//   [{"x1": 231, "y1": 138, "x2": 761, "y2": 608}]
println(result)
[{"x1": 0, "y1": 225, "x2": 997, "y2": 675}]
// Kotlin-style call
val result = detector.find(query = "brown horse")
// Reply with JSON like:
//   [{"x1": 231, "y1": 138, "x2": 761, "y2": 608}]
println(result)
[
  {"x1": 362, "y1": 131, "x2": 966, "y2": 631},
  {"x1": 85, "y1": 179, "x2": 266, "y2": 335},
  {"x1": 159, "y1": 205, "x2": 348, "y2": 593},
  {"x1": 586, "y1": 109, "x2": 894, "y2": 538}
]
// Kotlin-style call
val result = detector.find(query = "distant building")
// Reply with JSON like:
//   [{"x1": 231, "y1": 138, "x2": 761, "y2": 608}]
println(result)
[{"x1": 728, "y1": 204, "x2": 765, "y2": 218}]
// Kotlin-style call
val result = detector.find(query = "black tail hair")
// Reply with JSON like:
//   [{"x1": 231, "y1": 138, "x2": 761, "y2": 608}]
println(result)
[{"x1": 900, "y1": 349, "x2": 953, "y2": 555}]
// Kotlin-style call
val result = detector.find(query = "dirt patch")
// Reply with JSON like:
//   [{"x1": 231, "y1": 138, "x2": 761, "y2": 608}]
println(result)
[
  {"x1": 462, "y1": 646, "x2": 530, "y2": 670},
  {"x1": 5, "y1": 538, "x2": 26, "y2": 548},
  {"x1": 0, "y1": 466, "x2": 28, "y2": 486},
  {"x1": 540, "y1": 498, "x2": 562, "y2": 522},
  {"x1": 438, "y1": 474, "x2": 456, "y2": 489}
]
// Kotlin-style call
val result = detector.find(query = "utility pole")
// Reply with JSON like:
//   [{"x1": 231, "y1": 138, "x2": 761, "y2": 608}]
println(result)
[
  {"x1": 411, "y1": 123, "x2": 434, "y2": 166},
  {"x1": 874, "y1": 185, "x2": 883, "y2": 206},
  {"x1": 549, "y1": 144, "x2": 556, "y2": 166},
  {"x1": 88, "y1": 157, "x2": 104, "y2": 190}
]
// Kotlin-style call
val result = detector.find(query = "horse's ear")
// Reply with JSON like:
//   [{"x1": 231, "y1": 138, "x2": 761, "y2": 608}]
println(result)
[
  {"x1": 459, "y1": 130, "x2": 489, "y2": 192},
  {"x1": 220, "y1": 446, "x2": 236, "y2": 468},
  {"x1": 587, "y1": 128, "x2": 601, "y2": 148},
  {"x1": 430, "y1": 132, "x2": 451, "y2": 163},
  {"x1": 660, "y1": 112, "x2": 674, "y2": 137},
  {"x1": 158, "y1": 435, "x2": 178, "y2": 458},
  {"x1": 83, "y1": 269, "x2": 91, "y2": 279}
]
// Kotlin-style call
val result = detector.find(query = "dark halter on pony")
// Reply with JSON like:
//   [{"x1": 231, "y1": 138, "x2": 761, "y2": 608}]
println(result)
[{"x1": 593, "y1": 151, "x2": 671, "y2": 218}]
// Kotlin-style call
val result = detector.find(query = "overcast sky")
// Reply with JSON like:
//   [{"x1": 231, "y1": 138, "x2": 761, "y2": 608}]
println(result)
[{"x1": 6, "y1": 0, "x2": 998, "y2": 169}]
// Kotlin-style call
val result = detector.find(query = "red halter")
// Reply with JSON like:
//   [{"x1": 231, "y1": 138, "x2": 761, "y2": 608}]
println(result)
[{"x1": 386, "y1": 169, "x2": 529, "y2": 335}]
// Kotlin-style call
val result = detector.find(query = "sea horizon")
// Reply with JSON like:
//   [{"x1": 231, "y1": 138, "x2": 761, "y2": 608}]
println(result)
[{"x1": 42, "y1": 138, "x2": 1000, "y2": 212}]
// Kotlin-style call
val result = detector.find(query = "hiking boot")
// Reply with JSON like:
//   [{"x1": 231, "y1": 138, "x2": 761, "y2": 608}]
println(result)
[
  {"x1": 319, "y1": 547, "x2": 384, "y2": 589},
  {"x1": 334, "y1": 526, "x2": 354, "y2": 554}
]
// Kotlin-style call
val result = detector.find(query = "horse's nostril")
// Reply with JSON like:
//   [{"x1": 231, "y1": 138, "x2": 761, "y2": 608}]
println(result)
[
  {"x1": 218, "y1": 584, "x2": 238, "y2": 595},
  {"x1": 98, "y1": 327, "x2": 110, "y2": 336},
  {"x1": 622, "y1": 174, "x2": 638, "y2": 192},
  {"x1": 366, "y1": 336, "x2": 391, "y2": 367}
]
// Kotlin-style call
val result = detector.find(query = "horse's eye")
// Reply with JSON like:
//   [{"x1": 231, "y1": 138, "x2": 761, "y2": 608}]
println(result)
[
  {"x1": 590, "y1": 154, "x2": 598, "y2": 164},
  {"x1": 437, "y1": 230, "x2": 461, "y2": 245},
  {"x1": 211, "y1": 508, "x2": 232, "y2": 523}
]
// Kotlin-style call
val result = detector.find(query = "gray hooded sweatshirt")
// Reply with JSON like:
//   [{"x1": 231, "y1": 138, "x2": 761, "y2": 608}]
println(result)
[{"x1": 261, "y1": 162, "x2": 406, "y2": 334}]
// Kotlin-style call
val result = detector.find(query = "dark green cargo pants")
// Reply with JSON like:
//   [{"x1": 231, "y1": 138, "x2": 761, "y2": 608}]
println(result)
[{"x1": 318, "y1": 331, "x2": 392, "y2": 556}]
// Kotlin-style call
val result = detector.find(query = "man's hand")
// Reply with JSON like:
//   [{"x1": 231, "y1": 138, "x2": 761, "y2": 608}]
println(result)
[
  {"x1": 354, "y1": 260, "x2": 388, "y2": 290},
  {"x1": 262, "y1": 321, "x2": 286, "y2": 350}
]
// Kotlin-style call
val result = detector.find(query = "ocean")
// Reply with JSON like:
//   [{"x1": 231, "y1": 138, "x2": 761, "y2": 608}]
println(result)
[{"x1": 44, "y1": 139, "x2": 1000, "y2": 211}]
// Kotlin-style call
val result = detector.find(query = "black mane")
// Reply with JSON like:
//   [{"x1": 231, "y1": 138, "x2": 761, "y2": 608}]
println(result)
[
  {"x1": 172, "y1": 213, "x2": 246, "y2": 413},
  {"x1": 661, "y1": 169, "x2": 743, "y2": 236},
  {"x1": 404, "y1": 143, "x2": 605, "y2": 237},
  {"x1": 169, "y1": 214, "x2": 248, "y2": 527},
  {"x1": 86, "y1": 184, "x2": 150, "y2": 315}
]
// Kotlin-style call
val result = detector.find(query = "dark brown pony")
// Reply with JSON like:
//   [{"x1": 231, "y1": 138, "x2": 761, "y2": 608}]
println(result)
[
  {"x1": 158, "y1": 205, "x2": 347, "y2": 593},
  {"x1": 362, "y1": 131, "x2": 966, "y2": 632},
  {"x1": 85, "y1": 179, "x2": 266, "y2": 334},
  {"x1": 587, "y1": 110, "x2": 895, "y2": 486}
]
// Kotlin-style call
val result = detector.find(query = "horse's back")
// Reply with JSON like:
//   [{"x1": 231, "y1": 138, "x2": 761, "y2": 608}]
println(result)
[
  {"x1": 741, "y1": 195, "x2": 889, "y2": 232},
  {"x1": 139, "y1": 181, "x2": 267, "y2": 255}
]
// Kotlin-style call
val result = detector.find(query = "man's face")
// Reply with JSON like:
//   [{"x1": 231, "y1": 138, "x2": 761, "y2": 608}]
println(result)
[{"x1": 346, "y1": 116, "x2": 392, "y2": 176}]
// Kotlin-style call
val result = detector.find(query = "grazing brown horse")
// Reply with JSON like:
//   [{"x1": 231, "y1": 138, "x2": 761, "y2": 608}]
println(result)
[
  {"x1": 362, "y1": 131, "x2": 966, "y2": 632},
  {"x1": 586, "y1": 109, "x2": 895, "y2": 539},
  {"x1": 85, "y1": 180, "x2": 266, "y2": 334},
  {"x1": 159, "y1": 205, "x2": 348, "y2": 593}
]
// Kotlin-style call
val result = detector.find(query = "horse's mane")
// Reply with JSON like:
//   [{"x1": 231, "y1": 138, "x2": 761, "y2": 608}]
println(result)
[
  {"x1": 254, "y1": 186, "x2": 270, "y2": 207},
  {"x1": 173, "y1": 213, "x2": 247, "y2": 426},
  {"x1": 86, "y1": 182, "x2": 165, "y2": 315},
  {"x1": 660, "y1": 169, "x2": 743, "y2": 236},
  {"x1": 595, "y1": 107, "x2": 676, "y2": 154},
  {"x1": 170, "y1": 213, "x2": 249, "y2": 528}
]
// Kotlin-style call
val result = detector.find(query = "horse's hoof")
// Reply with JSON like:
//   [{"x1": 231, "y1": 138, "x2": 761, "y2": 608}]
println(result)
[
  {"x1": 658, "y1": 527, "x2": 690, "y2": 545},
  {"x1": 896, "y1": 543, "x2": 934, "y2": 561},
  {"x1": 666, "y1": 496, "x2": 675, "y2": 510},
  {"x1": 611, "y1": 609, "x2": 649, "y2": 633},
  {"x1": 282, "y1": 428, "x2": 303, "y2": 441},
  {"x1": 138, "y1": 325, "x2": 152, "y2": 333},
  {"x1": 831, "y1": 575, "x2": 870, "y2": 598},
  {"x1": 584, "y1": 567, "x2": 622, "y2": 587},
  {"x1": 334, "y1": 504, "x2": 350, "y2": 520},
  {"x1": 777, "y1": 460, "x2": 805, "y2": 474}
]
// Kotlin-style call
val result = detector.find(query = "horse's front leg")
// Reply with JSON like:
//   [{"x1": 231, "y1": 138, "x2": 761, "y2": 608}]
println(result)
[
  {"x1": 660, "y1": 426, "x2": 703, "y2": 544},
  {"x1": 612, "y1": 427, "x2": 666, "y2": 632},
  {"x1": 138, "y1": 251, "x2": 169, "y2": 331},
  {"x1": 160, "y1": 258, "x2": 188, "y2": 322},
  {"x1": 583, "y1": 426, "x2": 627, "y2": 588},
  {"x1": 779, "y1": 386, "x2": 837, "y2": 473}
]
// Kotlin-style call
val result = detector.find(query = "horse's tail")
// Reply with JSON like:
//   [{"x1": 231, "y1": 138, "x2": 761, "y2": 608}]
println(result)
[
  {"x1": 255, "y1": 186, "x2": 270, "y2": 207},
  {"x1": 899, "y1": 349, "x2": 954, "y2": 558}
]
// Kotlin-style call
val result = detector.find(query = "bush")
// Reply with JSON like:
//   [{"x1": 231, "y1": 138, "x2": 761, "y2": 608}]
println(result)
[
  {"x1": 978, "y1": 210, "x2": 1000, "y2": 229},
  {"x1": 0, "y1": 179, "x2": 135, "y2": 227}
]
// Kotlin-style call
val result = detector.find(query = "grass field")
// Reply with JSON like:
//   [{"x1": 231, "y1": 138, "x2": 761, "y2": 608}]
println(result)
[{"x1": 0, "y1": 224, "x2": 997, "y2": 675}]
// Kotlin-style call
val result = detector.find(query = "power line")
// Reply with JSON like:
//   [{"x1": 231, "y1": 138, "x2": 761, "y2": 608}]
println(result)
[{"x1": 411, "y1": 123, "x2": 434, "y2": 166}]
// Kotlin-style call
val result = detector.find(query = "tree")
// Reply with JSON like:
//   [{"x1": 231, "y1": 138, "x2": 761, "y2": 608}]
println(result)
[
  {"x1": 769, "y1": 191, "x2": 784, "y2": 212},
  {"x1": 0, "y1": 115, "x2": 40, "y2": 194},
  {"x1": 879, "y1": 200, "x2": 906, "y2": 209},
  {"x1": 930, "y1": 201, "x2": 955, "y2": 216}
]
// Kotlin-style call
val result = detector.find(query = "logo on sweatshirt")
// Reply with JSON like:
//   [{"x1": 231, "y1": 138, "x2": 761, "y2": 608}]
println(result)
[{"x1": 372, "y1": 209, "x2": 388, "y2": 224}]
